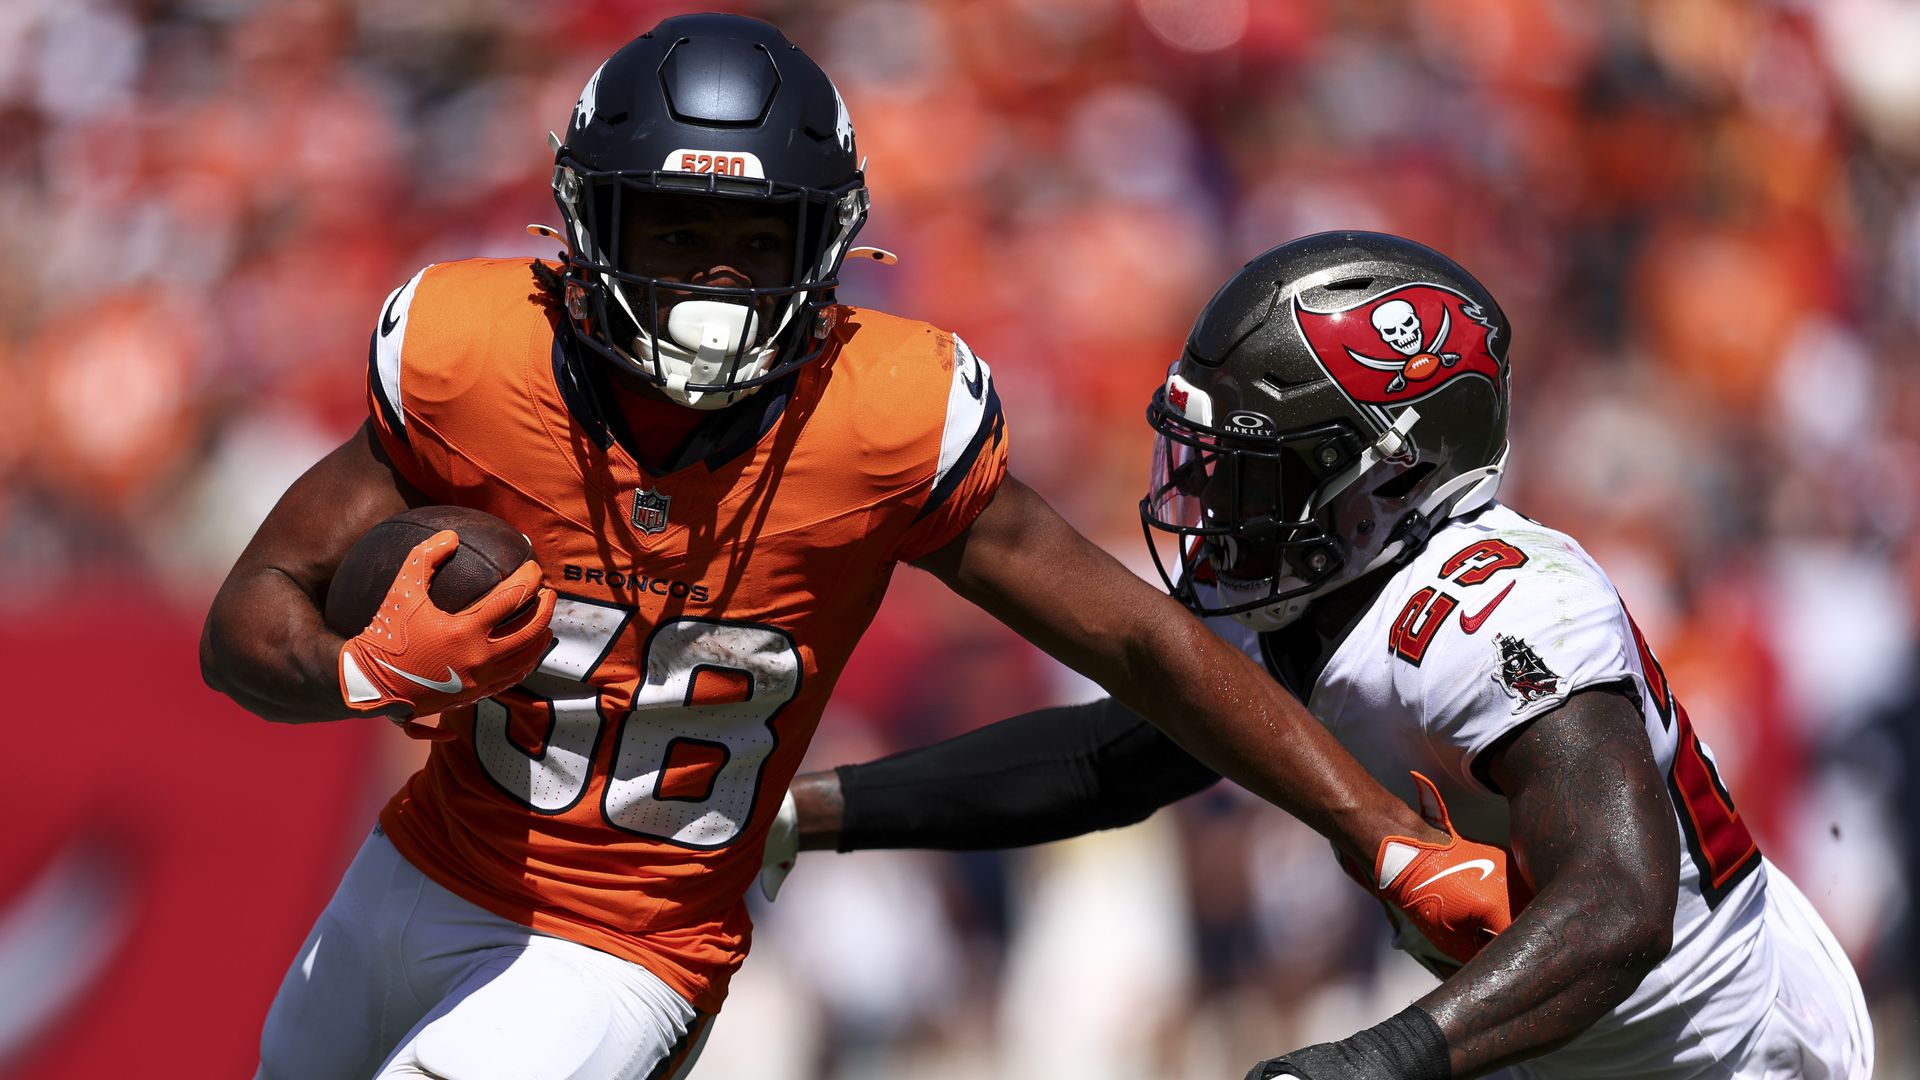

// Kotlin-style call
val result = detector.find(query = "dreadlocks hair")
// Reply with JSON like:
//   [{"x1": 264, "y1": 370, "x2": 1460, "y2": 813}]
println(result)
[{"x1": 530, "y1": 259, "x2": 567, "y2": 313}]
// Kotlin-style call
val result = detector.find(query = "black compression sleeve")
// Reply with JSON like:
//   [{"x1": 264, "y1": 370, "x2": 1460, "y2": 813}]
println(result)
[
  {"x1": 1247, "y1": 1006, "x2": 1451, "y2": 1080},
  {"x1": 835, "y1": 697, "x2": 1222, "y2": 852}
]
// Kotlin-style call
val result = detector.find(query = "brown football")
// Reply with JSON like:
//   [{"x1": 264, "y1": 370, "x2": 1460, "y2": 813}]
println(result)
[{"x1": 322, "y1": 505, "x2": 535, "y2": 637}]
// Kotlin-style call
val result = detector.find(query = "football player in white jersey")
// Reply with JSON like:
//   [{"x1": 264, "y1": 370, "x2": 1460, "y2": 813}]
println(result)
[{"x1": 765, "y1": 233, "x2": 1873, "y2": 1079}]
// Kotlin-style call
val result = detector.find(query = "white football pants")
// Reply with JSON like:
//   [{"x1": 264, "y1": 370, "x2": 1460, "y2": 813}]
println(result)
[
  {"x1": 1506, "y1": 860, "x2": 1873, "y2": 1080},
  {"x1": 1729, "y1": 864, "x2": 1873, "y2": 1080},
  {"x1": 256, "y1": 829, "x2": 712, "y2": 1080}
]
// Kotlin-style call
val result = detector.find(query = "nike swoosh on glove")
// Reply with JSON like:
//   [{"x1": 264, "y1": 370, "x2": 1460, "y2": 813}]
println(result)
[
  {"x1": 758, "y1": 789, "x2": 799, "y2": 901},
  {"x1": 1346, "y1": 771, "x2": 1534, "y2": 965},
  {"x1": 338, "y1": 529, "x2": 557, "y2": 740}
]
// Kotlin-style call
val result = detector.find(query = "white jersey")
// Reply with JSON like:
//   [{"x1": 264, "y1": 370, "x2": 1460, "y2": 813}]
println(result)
[{"x1": 1206, "y1": 503, "x2": 1870, "y2": 1079}]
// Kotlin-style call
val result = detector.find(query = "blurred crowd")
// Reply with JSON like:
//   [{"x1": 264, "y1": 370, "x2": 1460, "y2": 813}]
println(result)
[{"x1": 5, "y1": 0, "x2": 1920, "y2": 1077}]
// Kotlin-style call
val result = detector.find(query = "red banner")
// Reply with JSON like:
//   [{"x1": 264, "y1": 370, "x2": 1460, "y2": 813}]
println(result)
[{"x1": 0, "y1": 597, "x2": 379, "y2": 1079}]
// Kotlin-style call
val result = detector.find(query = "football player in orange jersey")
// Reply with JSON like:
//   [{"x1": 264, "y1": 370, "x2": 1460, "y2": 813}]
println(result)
[{"x1": 201, "y1": 15, "x2": 1521, "y2": 1080}]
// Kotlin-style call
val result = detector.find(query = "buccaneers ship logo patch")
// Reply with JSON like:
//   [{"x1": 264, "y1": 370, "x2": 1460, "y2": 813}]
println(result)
[
  {"x1": 1291, "y1": 283, "x2": 1502, "y2": 405},
  {"x1": 631, "y1": 485, "x2": 670, "y2": 535},
  {"x1": 1493, "y1": 633, "x2": 1560, "y2": 707}
]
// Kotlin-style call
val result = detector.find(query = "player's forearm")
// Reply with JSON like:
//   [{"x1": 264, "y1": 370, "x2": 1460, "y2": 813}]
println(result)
[
  {"x1": 201, "y1": 568, "x2": 368, "y2": 723},
  {"x1": 961, "y1": 580, "x2": 1421, "y2": 859},
  {"x1": 1110, "y1": 609, "x2": 1428, "y2": 861},
  {"x1": 798, "y1": 698, "x2": 1218, "y2": 852},
  {"x1": 791, "y1": 770, "x2": 844, "y2": 852},
  {"x1": 1415, "y1": 864, "x2": 1669, "y2": 1075},
  {"x1": 1418, "y1": 689, "x2": 1678, "y2": 1076},
  {"x1": 923, "y1": 477, "x2": 1431, "y2": 861}
]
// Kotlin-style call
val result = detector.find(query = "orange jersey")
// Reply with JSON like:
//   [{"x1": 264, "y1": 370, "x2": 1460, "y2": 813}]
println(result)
[{"x1": 362, "y1": 258, "x2": 1008, "y2": 1010}]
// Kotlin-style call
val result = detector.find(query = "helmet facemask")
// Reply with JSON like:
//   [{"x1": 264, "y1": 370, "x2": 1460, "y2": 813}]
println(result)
[
  {"x1": 553, "y1": 162, "x2": 868, "y2": 410},
  {"x1": 1144, "y1": 388, "x2": 1357, "y2": 629},
  {"x1": 1142, "y1": 387, "x2": 1503, "y2": 631},
  {"x1": 1136, "y1": 232, "x2": 1515, "y2": 631}
]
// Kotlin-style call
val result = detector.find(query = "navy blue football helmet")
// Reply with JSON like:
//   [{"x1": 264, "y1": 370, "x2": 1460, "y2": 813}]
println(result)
[{"x1": 551, "y1": 14, "x2": 868, "y2": 408}]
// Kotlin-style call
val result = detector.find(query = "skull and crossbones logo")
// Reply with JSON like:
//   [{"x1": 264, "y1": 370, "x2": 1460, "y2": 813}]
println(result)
[
  {"x1": 1351, "y1": 298, "x2": 1461, "y2": 392},
  {"x1": 1371, "y1": 301, "x2": 1423, "y2": 356}
]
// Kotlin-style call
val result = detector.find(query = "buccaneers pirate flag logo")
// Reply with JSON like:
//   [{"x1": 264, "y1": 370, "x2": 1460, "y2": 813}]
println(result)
[
  {"x1": 1291, "y1": 283, "x2": 1503, "y2": 406},
  {"x1": 1494, "y1": 633, "x2": 1560, "y2": 708}
]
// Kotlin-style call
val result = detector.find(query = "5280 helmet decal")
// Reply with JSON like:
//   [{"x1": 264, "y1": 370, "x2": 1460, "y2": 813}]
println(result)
[{"x1": 1291, "y1": 283, "x2": 1504, "y2": 409}]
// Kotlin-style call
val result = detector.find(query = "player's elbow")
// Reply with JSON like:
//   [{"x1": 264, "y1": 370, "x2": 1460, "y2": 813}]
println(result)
[
  {"x1": 1612, "y1": 897, "x2": 1675, "y2": 985},
  {"x1": 1587, "y1": 864, "x2": 1677, "y2": 990},
  {"x1": 199, "y1": 607, "x2": 234, "y2": 696},
  {"x1": 198, "y1": 621, "x2": 273, "y2": 721},
  {"x1": 199, "y1": 592, "x2": 259, "y2": 703},
  {"x1": 198, "y1": 596, "x2": 308, "y2": 725},
  {"x1": 1621, "y1": 839, "x2": 1680, "y2": 972}
]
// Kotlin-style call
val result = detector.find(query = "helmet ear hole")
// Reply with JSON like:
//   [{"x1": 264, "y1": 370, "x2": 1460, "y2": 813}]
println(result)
[{"x1": 1371, "y1": 460, "x2": 1436, "y2": 500}]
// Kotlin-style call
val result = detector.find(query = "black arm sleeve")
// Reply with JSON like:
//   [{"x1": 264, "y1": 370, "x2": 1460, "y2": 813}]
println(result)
[{"x1": 835, "y1": 697, "x2": 1223, "y2": 852}]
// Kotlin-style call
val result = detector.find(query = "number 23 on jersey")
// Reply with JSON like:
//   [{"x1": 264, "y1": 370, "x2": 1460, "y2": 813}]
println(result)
[{"x1": 1389, "y1": 539, "x2": 1760, "y2": 907}]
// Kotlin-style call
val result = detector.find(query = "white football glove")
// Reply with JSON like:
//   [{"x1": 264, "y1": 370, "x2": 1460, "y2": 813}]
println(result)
[{"x1": 758, "y1": 789, "x2": 799, "y2": 901}]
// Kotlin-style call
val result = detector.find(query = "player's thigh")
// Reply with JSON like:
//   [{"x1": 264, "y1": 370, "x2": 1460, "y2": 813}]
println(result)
[
  {"x1": 257, "y1": 831, "x2": 430, "y2": 1080},
  {"x1": 374, "y1": 935, "x2": 710, "y2": 1080}
]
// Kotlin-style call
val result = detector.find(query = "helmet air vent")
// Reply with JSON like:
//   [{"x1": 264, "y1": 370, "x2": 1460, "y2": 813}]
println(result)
[
  {"x1": 1324, "y1": 276, "x2": 1375, "y2": 292},
  {"x1": 660, "y1": 39, "x2": 781, "y2": 126}
]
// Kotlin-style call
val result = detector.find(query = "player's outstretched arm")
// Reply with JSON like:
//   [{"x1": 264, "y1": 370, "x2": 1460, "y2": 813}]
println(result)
[
  {"x1": 913, "y1": 473, "x2": 1432, "y2": 863},
  {"x1": 787, "y1": 697, "x2": 1219, "y2": 854},
  {"x1": 1415, "y1": 685, "x2": 1678, "y2": 1076},
  {"x1": 758, "y1": 699, "x2": 1209, "y2": 899},
  {"x1": 200, "y1": 422, "x2": 416, "y2": 722},
  {"x1": 1242, "y1": 686, "x2": 1677, "y2": 1080}
]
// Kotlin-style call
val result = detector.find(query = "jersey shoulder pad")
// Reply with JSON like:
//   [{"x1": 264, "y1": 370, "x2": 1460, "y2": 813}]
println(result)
[
  {"x1": 370, "y1": 258, "x2": 552, "y2": 428},
  {"x1": 1386, "y1": 508, "x2": 1639, "y2": 758},
  {"x1": 830, "y1": 308, "x2": 1003, "y2": 487},
  {"x1": 1404, "y1": 507, "x2": 1617, "y2": 600}
]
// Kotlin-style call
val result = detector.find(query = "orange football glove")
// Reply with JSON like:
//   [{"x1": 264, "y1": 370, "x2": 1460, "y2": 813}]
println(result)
[
  {"x1": 1343, "y1": 771, "x2": 1534, "y2": 969},
  {"x1": 337, "y1": 530, "x2": 556, "y2": 741}
]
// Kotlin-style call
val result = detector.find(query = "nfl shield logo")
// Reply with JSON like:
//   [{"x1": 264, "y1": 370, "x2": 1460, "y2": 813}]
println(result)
[{"x1": 631, "y1": 485, "x2": 670, "y2": 535}]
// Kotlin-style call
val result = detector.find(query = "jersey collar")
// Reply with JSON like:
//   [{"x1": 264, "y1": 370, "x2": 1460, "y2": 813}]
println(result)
[{"x1": 550, "y1": 332, "x2": 796, "y2": 477}]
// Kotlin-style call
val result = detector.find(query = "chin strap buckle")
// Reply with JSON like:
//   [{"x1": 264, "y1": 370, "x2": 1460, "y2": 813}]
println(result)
[{"x1": 1387, "y1": 510, "x2": 1433, "y2": 565}]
